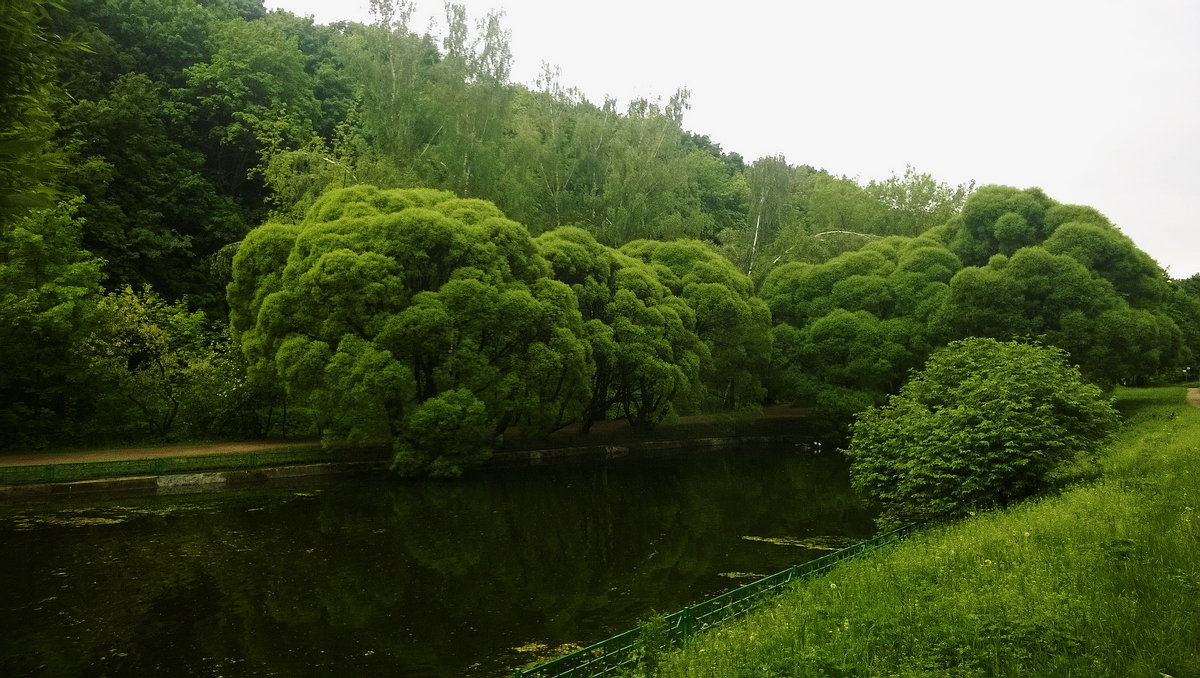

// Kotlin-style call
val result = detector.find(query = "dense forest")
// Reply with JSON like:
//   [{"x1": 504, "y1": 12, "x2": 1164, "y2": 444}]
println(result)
[{"x1": 4, "y1": 0, "x2": 1199, "y2": 474}]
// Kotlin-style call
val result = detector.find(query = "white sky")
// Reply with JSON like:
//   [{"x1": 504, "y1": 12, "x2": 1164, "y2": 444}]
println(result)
[{"x1": 268, "y1": 0, "x2": 1200, "y2": 278}]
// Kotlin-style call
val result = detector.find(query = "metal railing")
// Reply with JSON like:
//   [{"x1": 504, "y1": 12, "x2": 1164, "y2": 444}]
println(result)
[
  {"x1": 0, "y1": 445, "x2": 389, "y2": 486},
  {"x1": 514, "y1": 524, "x2": 915, "y2": 678}
]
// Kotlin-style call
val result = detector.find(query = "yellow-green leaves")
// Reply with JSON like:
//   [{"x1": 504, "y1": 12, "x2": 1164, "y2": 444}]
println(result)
[
  {"x1": 535, "y1": 228, "x2": 709, "y2": 430},
  {"x1": 228, "y1": 185, "x2": 588, "y2": 476}
]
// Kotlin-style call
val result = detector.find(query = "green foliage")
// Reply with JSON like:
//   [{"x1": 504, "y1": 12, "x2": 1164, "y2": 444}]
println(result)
[
  {"x1": 339, "y1": 11, "x2": 738, "y2": 247},
  {"x1": 1176, "y1": 272, "x2": 1200, "y2": 299},
  {"x1": 257, "y1": 129, "x2": 358, "y2": 223},
  {"x1": 0, "y1": 0, "x2": 75, "y2": 214},
  {"x1": 751, "y1": 183, "x2": 1191, "y2": 392},
  {"x1": 42, "y1": 0, "x2": 342, "y2": 305},
  {"x1": 720, "y1": 164, "x2": 969, "y2": 284},
  {"x1": 51, "y1": 0, "x2": 215, "y2": 95},
  {"x1": 620, "y1": 238, "x2": 771, "y2": 410},
  {"x1": 802, "y1": 174, "x2": 886, "y2": 242},
  {"x1": 719, "y1": 155, "x2": 798, "y2": 278},
  {"x1": 0, "y1": 200, "x2": 104, "y2": 447},
  {"x1": 1042, "y1": 219, "x2": 1169, "y2": 308},
  {"x1": 935, "y1": 244, "x2": 1183, "y2": 385},
  {"x1": 534, "y1": 227, "x2": 707, "y2": 431},
  {"x1": 631, "y1": 612, "x2": 670, "y2": 678},
  {"x1": 941, "y1": 185, "x2": 1055, "y2": 266},
  {"x1": 391, "y1": 388, "x2": 490, "y2": 478},
  {"x1": 845, "y1": 338, "x2": 1120, "y2": 525},
  {"x1": 761, "y1": 237, "x2": 959, "y2": 429},
  {"x1": 2, "y1": 203, "x2": 261, "y2": 447},
  {"x1": 229, "y1": 185, "x2": 590, "y2": 475},
  {"x1": 260, "y1": 10, "x2": 355, "y2": 139},
  {"x1": 58, "y1": 72, "x2": 243, "y2": 297},
  {"x1": 183, "y1": 15, "x2": 318, "y2": 198},
  {"x1": 8, "y1": 0, "x2": 1188, "y2": 459},
  {"x1": 1164, "y1": 281, "x2": 1200, "y2": 378},
  {"x1": 649, "y1": 387, "x2": 1200, "y2": 678},
  {"x1": 166, "y1": 323, "x2": 298, "y2": 439},
  {"x1": 86, "y1": 286, "x2": 214, "y2": 439},
  {"x1": 758, "y1": 182, "x2": 1183, "y2": 441},
  {"x1": 864, "y1": 165, "x2": 974, "y2": 237}
]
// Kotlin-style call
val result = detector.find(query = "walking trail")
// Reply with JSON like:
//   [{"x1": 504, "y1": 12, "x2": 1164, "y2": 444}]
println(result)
[
  {"x1": 4, "y1": 395, "x2": 1196, "y2": 468},
  {"x1": 0, "y1": 441, "x2": 313, "y2": 467},
  {"x1": 0, "y1": 405, "x2": 811, "y2": 469}
]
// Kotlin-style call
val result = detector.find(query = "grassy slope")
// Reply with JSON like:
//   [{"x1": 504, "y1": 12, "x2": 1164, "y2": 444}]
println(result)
[{"x1": 648, "y1": 386, "x2": 1200, "y2": 678}]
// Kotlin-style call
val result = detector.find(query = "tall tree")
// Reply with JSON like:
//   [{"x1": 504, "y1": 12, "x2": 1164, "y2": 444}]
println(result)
[
  {"x1": 337, "y1": 0, "x2": 443, "y2": 189},
  {"x1": 620, "y1": 238, "x2": 770, "y2": 409},
  {"x1": 934, "y1": 243, "x2": 1182, "y2": 385},
  {"x1": 761, "y1": 236, "x2": 959, "y2": 429},
  {"x1": 59, "y1": 73, "x2": 242, "y2": 298},
  {"x1": 229, "y1": 185, "x2": 589, "y2": 475},
  {"x1": 425, "y1": 3, "x2": 514, "y2": 199},
  {"x1": 183, "y1": 16, "x2": 319, "y2": 204},
  {"x1": 535, "y1": 227, "x2": 707, "y2": 431},
  {"x1": 738, "y1": 154, "x2": 794, "y2": 277},
  {"x1": 0, "y1": 202, "x2": 105, "y2": 448},
  {"x1": 1, "y1": 0, "x2": 71, "y2": 214},
  {"x1": 1, "y1": 0, "x2": 108, "y2": 448},
  {"x1": 865, "y1": 165, "x2": 973, "y2": 237}
]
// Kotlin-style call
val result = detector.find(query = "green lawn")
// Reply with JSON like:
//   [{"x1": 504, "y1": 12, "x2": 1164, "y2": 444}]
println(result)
[{"x1": 645, "y1": 386, "x2": 1200, "y2": 678}]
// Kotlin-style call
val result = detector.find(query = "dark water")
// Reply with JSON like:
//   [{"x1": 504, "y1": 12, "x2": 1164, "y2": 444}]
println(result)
[{"x1": 0, "y1": 446, "x2": 872, "y2": 677}]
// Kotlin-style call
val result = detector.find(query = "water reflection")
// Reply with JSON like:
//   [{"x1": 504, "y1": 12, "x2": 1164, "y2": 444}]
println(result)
[{"x1": 0, "y1": 446, "x2": 872, "y2": 677}]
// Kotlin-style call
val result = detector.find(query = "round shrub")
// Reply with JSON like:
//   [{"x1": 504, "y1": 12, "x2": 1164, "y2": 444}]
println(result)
[{"x1": 844, "y1": 337, "x2": 1120, "y2": 525}]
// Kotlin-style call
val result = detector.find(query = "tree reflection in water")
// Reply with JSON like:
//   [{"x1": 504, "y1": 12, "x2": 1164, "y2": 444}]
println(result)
[{"x1": 0, "y1": 445, "x2": 872, "y2": 677}]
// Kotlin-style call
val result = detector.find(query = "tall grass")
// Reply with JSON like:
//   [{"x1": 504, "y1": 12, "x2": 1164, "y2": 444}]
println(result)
[{"x1": 646, "y1": 386, "x2": 1200, "y2": 677}]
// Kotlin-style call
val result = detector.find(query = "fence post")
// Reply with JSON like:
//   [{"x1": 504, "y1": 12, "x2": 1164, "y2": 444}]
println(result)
[
  {"x1": 680, "y1": 606, "x2": 693, "y2": 644},
  {"x1": 45, "y1": 465, "x2": 55, "y2": 484}
]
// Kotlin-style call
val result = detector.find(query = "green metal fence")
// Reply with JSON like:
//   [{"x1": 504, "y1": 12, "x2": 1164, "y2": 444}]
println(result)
[
  {"x1": 0, "y1": 445, "x2": 390, "y2": 486},
  {"x1": 514, "y1": 524, "x2": 915, "y2": 678}
]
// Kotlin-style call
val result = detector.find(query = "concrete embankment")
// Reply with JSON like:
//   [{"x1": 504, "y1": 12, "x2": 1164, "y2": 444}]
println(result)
[
  {"x1": 0, "y1": 460, "x2": 389, "y2": 501},
  {"x1": 0, "y1": 432, "x2": 817, "y2": 501}
]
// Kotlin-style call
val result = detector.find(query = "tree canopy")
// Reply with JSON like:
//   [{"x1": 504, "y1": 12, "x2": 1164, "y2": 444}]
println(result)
[
  {"x1": 4, "y1": 0, "x2": 1199, "y2": 466},
  {"x1": 229, "y1": 185, "x2": 590, "y2": 475},
  {"x1": 533, "y1": 226, "x2": 706, "y2": 432}
]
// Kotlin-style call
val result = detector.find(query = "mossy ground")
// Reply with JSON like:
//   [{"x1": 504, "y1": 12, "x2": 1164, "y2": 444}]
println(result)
[{"x1": 643, "y1": 386, "x2": 1200, "y2": 678}]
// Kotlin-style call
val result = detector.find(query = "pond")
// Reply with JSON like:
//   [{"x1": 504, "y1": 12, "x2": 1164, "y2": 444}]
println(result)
[{"x1": 0, "y1": 445, "x2": 873, "y2": 677}]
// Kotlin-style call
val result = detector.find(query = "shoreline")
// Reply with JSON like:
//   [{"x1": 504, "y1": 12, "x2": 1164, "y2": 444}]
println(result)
[
  {"x1": 639, "y1": 386, "x2": 1200, "y2": 677},
  {"x1": 0, "y1": 431, "x2": 818, "y2": 502}
]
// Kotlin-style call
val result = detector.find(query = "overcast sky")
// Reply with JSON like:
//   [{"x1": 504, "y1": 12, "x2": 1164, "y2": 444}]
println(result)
[{"x1": 268, "y1": 0, "x2": 1200, "y2": 278}]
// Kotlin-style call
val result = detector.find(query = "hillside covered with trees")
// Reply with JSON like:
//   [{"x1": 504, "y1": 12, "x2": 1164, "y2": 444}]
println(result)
[{"x1": 4, "y1": 0, "x2": 1200, "y2": 475}]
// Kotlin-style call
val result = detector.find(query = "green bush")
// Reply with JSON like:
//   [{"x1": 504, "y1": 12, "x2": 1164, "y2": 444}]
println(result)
[
  {"x1": 391, "y1": 388, "x2": 491, "y2": 478},
  {"x1": 844, "y1": 337, "x2": 1119, "y2": 525}
]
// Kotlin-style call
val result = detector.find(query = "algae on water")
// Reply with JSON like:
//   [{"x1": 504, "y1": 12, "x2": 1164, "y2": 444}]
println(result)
[{"x1": 741, "y1": 535, "x2": 860, "y2": 550}]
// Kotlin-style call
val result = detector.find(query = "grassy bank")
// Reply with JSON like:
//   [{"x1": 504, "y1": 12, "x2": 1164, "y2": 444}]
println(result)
[{"x1": 645, "y1": 386, "x2": 1200, "y2": 678}]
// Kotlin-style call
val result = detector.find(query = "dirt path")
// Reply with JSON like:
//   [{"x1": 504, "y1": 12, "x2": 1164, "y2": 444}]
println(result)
[
  {"x1": 0, "y1": 440, "x2": 315, "y2": 467},
  {"x1": 1188, "y1": 388, "x2": 1200, "y2": 408},
  {"x1": 0, "y1": 404, "x2": 814, "y2": 469}
]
